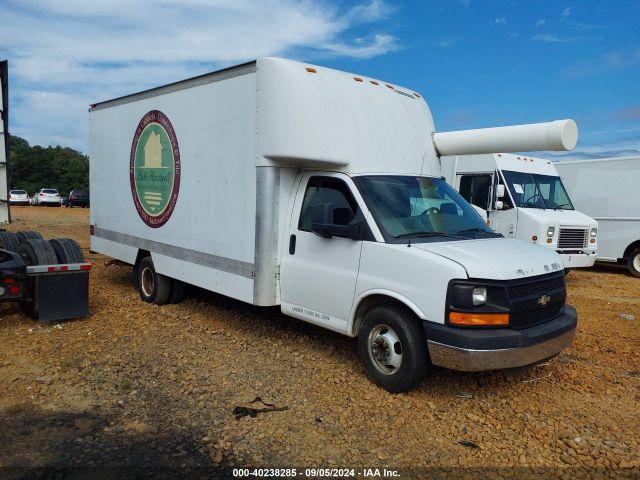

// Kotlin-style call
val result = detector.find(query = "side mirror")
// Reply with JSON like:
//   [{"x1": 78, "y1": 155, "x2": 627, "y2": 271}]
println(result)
[
  {"x1": 496, "y1": 184, "x2": 506, "y2": 199},
  {"x1": 495, "y1": 200, "x2": 504, "y2": 210},
  {"x1": 311, "y1": 222, "x2": 362, "y2": 240}
]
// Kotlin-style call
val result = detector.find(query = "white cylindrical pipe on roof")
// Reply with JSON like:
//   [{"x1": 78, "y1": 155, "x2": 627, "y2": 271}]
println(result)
[{"x1": 432, "y1": 119, "x2": 578, "y2": 156}]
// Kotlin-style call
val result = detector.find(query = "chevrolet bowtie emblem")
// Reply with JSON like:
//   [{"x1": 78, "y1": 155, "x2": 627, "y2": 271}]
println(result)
[{"x1": 538, "y1": 294, "x2": 551, "y2": 306}]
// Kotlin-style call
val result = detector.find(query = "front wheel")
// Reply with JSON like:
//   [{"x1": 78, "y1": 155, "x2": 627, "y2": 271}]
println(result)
[
  {"x1": 358, "y1": 305, "x2": 428, "y2": 393},
  {"x1": 627, "y1": 249, "x2": 640, "y2": 278}
]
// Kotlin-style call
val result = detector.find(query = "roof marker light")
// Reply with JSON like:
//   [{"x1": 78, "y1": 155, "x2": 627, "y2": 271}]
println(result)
[
  {"x1": 353, "y1": 77, "x2": 363, "y2": 82},
  {"x1": 369, "y1": 80, "x2": 379, "y2": 85},
  {"x1": 413, "y1": 92, "x2": 421, "y2": 98},
  {"x1": 385, "y1": 84, "x2": 394, "y2": 89},
  {"x1": 305, "y1": 67, "x2": 317, "y2": 73}
]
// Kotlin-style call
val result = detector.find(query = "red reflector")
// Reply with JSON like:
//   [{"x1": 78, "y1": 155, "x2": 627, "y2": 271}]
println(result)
[
  {"x1": 3, "y1": 277, "x2": 15, "y2": 284},
  {"x1": 80, "y1": 264, "x2": 92, "y2": 271},
  {"x1": 9, "y1": 285, "x2": 20, "y2": 295},
  {"x1": 353, "y1": 77, "x2": 363, "y2": 82},
  {"x1": 48, "y1": 266, "x2": 56, "y2": 272},
  {"x1": 61, "y1": 265, "x2": 69, "y2": 271}
]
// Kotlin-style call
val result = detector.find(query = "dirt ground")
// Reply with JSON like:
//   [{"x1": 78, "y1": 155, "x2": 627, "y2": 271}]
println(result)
[{"x1": 0, "y1": 206, "x2": 638, "y2": 478}]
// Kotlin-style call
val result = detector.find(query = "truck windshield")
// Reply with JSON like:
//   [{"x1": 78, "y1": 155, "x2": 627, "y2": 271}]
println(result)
[
  {"x1": 502, "y1": 171, "x2": 574, "y2": 210},
  {"x1": 353, "y1": 176, "x2": 497, "y2": 242}
]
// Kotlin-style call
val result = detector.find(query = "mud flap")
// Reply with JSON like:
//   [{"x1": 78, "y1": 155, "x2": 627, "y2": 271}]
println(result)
[{"x1": 25, "y1": 271, "x2": 89, "y2": 322}]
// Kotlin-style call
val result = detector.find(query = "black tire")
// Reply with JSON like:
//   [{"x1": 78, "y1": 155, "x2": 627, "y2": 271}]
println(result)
[
  {"x1": 627, "y1": 248, "x2": 640, "y2": 278},
  {"x1": 16, "y1": 230, "x2": 43, "y2": 243},
  {"x1": 169, "y1": 279, "x2": 188, "y2": 304},
  {"x1": 0, "y1": 231, "x2": 21, "y2": 252},
  {"x1": 18, "y1": 239, "x2": 58, "y2": 266},
  {"x1": 49, "y1": 238, "x2": 85, "y2": 264},
  {"x1": 136, "y1": 256, "x2": 171, "y2": 305},
  {"x1": 357, "y1": 304, "x2": 428, "y2": 393}
]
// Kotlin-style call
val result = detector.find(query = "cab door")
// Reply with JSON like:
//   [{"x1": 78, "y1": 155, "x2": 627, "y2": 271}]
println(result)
[
  {"x1": 281, "y1": 173, "x2": 366, "y2": 333},
  {"x1": 488, "y1": 170, "x2": 518, "y2": 238}
]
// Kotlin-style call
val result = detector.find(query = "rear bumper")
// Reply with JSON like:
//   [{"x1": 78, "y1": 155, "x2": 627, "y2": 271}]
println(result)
[
  {"x1": 558, "y1": 251, "x2": 597, "y2": 268},
  {"x1": 424, "y1": 305, "x2": 577, "y2": 371}
]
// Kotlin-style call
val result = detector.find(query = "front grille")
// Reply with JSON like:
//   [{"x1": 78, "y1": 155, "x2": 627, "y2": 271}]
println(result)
[
  {"x1": 507, "y1": 274, "x2": 565, "y2": 299},
  {"x1": 558, "y1": 227, "x2": 588, "y2": 250},
  {"x1": 506, "y1": 272, "x2": 566, "y2": 329},
  {"x1": 510, "y1": 302, "x2": 564, "y2": 329}
]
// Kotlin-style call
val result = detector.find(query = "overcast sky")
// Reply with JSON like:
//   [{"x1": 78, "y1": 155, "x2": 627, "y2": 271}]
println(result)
[{"x1": 1, "y1": 0, "x2": 638, "y2": 159}]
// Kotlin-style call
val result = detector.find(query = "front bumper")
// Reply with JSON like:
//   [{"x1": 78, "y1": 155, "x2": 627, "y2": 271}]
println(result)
[
  {"x1": 558, "y1": 251, "x2": 597, "y2": 268},
  {"x1": 424, "y1": 305, "x2": 577, "y2": 371}
]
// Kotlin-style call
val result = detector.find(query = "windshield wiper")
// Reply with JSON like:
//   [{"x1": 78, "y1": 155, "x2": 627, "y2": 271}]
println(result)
[
  {"x1": 553, "y1": 203, "x2": 572, "y2": 210},
  {"x1": 456, "y1": 227, "x2": 500, "y2": 237},
  {"x1": 394, "y1": 231, "x2": 465, "y2": 239}
]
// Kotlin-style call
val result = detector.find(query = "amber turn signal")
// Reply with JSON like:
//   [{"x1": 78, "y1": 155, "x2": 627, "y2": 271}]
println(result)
[{"x1": 449, "y1": 312, "x2": 509, "y2": 326}]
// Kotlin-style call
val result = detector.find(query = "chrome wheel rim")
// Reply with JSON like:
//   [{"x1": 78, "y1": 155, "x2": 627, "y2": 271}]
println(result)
[
  {"x1": 633, "y1": 253, "x2": 640, "y2": 273},
  {"x1": 141, "y1": 266, "x2": 155, "y2": 297},
  {"x1": 368, "y1": 324, "x2": 403, "y2": 375}
]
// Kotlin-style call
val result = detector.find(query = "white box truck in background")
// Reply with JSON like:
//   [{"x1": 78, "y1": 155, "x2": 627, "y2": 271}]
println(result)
[
  {"x1": 90, "y1": 57, "x2": 579, "y2": 392},
  {"x1": 441, "y1": 153, "x2": 598, "y2": 270},
  {"x1": 555, "y1": 157, "x2": 640, "y2": 277}
]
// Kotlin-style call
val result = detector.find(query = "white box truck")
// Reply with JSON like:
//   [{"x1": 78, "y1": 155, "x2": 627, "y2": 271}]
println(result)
[
  {"x1": 555, "y1": 156, "x2": 640, "y2": 277},
  {"x1": 90, "y1": 57, "x2": 580, "y2": 392},
  {"x1": 441, "y1": 153, "x2": 598, "y2": 270}
]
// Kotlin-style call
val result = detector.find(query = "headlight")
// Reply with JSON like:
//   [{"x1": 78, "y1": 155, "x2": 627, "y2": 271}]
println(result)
[
  {"x1": 472, "y1": 287, "x2": 487, "y2": 306},
  {"x1": 447, "y1": 281, "x2": 509, "y2": 326},
  {"x1": 547, "y1": 226, "x2": 555, "y2": 237},
  {"x1": 590, "y1": 228, "x2": 597, "y2": 238}
]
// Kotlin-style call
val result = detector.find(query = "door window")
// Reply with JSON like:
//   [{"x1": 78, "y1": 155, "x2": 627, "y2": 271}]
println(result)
[
  {"x1": 298, "y1": 177, "x2": 359, "y2": 232},
  {"x1": 458, "y1": 174, "x2": 492, "y2": 210}
]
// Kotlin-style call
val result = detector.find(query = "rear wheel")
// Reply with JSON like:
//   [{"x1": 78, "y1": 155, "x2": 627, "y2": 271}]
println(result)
[
  {"x1": 627, "y1": 249, "x2": 640, "y2": 278},
  {"x1": 136, "y1": 256, "x2": 171, "y2": 305},
  {"x1": 49, "y1": 238, "x2": 85, "y2": 264},
  {"x1": 0, "y1": 231, "x2": 21, "y2": 252},
  {"x1": 358, "y1": 304, "x2": 428, "y2": 393}
]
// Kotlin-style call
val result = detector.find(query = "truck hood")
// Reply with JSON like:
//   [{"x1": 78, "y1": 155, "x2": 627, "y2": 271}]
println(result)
[
  {"x1": 412, "y1": 238, "x2": 563, "y2": 280},
  {"x1": 519, "y1": 207, "x2": 598, "y2": 227}
]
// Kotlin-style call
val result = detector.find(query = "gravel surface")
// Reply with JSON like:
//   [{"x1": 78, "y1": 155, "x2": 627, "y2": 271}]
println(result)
[{"x1": 0, "y1": 207, "x2": 639, "y2": 478}]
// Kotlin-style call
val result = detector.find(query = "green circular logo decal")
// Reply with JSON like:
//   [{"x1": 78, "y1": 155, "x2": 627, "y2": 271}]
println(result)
[{"x1": 130, "y1": 110, "x2": 180, "y2": 228}]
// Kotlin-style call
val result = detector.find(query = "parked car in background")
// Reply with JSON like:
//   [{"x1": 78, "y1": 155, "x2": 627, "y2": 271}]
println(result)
[
  {"x1": 9, "y1": 189, "x2": 30, "y2": 206},
  {"x1": 34, "y1": 188, "x2": 62, "y2": 206},
  {"x1": 67, "y1": 189, "x2": 90, "y2": 208}
]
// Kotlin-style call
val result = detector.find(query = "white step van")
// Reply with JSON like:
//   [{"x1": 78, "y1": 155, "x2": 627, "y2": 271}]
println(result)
[
  {"x1": 441, "y1": 153, "x2": 598, "y2": 270},
  {"x1": 555, "y1": 156, "x2": 640, "y2": 277},
  {"x1": 90, "y1": 58, "x2": 579, "y2": 392}
]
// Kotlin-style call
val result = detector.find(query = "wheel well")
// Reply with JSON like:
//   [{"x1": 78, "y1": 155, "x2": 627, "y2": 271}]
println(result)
[
  {"x1": 351, "y1": 294, "x2": 419, "y2": 336},
  {"x1": 623, "y1": 240, "x2": 640, "y2": 260},
  {"x1": 134, "y1": 249, "x2": 150, "y2": 268}
]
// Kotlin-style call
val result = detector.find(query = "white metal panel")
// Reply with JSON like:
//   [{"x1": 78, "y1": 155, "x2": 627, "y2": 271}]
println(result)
[
  {"x1": 90, "y1": 71, "x2": 259, "y2": 271},
  {"x1": 256, "y1": 57, "x2": 439, "y2": 176},
  {"x1": 152, "y1": 252, "x2": 254, "y2": 303},
  {"x1": 351, "y1": 242, "x2": 467, "y2": 330},
  {"x1": 556, "y1": 157, "x2": 640, "y2": 260},
  {"x1": 90, "y1": 235, "x2": 139, "y2": 264}
]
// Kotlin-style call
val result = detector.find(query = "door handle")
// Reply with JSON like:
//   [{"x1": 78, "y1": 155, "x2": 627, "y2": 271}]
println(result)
[{"x1": 289, "y1": 234, "x2": 296, "y2": 255}]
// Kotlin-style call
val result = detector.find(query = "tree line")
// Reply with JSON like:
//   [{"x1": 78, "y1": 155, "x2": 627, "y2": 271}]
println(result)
[{"x1": 8, "y1": 135, "x2": 89, "y2": 196}]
